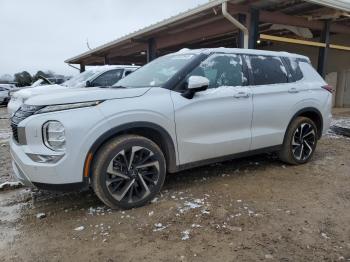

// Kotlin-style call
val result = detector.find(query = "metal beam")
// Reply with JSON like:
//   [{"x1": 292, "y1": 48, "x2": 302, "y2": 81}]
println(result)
[
  {"x1": 237, "y1": 14, "x2": 246, "y2": 48},
  {"x1": 317, "y1": 20, "x2": 331, "y2": 78},
  {"x1": 147, "y1": 38, "x2": 157, "y2": 62},
  {"x1": 249, "y1": 8, "x2": 259, "y2": 49},
  {"x1": 104, "y1": 56, "x2": 111, "y2": 65}
]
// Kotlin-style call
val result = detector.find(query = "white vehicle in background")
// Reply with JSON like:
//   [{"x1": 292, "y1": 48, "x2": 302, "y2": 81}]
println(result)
[
  {"x1": 0, "y1": 86, "x2": 11, "y2": 105},
  {"x1": 7, "y1": 65, "x2": 139, "y2": 115},
  {"x1": 9, "y1": 48, "x2": 332, "y2": 209}
]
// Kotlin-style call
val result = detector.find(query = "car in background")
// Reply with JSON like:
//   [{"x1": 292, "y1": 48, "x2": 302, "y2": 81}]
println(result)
[
  {"x1": 0, "y1": 86, "x2": 11, "y2": 105},
  {"x1": 8, "y1": 65, "x2": 139, "y2": 115}
]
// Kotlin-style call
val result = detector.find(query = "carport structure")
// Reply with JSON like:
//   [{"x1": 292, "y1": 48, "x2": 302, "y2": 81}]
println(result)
[{"x1": 65, "y1": 0, "x2": 350, "y2": 80}]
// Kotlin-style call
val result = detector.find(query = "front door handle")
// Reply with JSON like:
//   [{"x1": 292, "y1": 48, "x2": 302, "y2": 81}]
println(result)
[
  {"x1": 234, "y1": 92, "x2": 250, "y2": 98},
  {"x1": 288, "y1": 88, "x2": 299, "y2": 94}
]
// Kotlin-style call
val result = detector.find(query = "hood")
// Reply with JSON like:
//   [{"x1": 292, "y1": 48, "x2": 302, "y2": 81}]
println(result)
[
  {"x1": 13, "y1": 84, "x2": 65, "y2": 100},
  {"x1": 26, "y1": 87, "x2": 151, "y2": 106}
]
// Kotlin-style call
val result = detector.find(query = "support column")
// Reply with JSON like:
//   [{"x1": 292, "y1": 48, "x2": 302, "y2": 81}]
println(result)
[
  {"x1": 104, "y1": 56, "x2": 110, "y2": 65},
  {"x1": 147, "y1": 38, "x2": 157, "y2": 62},
  {"x1": 237, "y1": 14, "x2": 246, "y2": 48},
  {"x1": 335, "y1": 70, "x2": 346, "y2": 108},
  {"x1": 317, "y1": 20, "x2": 331, "y2": 78},
  {"x1": 248, "y1": 8, "x2": 259, "y2": 49},
  {"x1": 80, "y1": 64, "x2": 85, "y2": 73}
]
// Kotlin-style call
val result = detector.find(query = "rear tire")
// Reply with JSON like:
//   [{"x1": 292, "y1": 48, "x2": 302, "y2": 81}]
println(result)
[
  {"x1": 279, "y1": 117, "x2": 318, "y2": 165},
  {"x1": 91, "y1": 135, "x2": 166, "y2": 209}
]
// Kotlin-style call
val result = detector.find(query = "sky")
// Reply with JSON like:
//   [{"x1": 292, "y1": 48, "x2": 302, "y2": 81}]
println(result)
[{"x1": 0, "y1": 0, "x2": 207, "y2": 77}]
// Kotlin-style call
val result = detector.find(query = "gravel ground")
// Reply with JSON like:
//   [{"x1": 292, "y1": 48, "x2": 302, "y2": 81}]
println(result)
[{"x1": 1, "y1": 106, "x2": 350, "y2": 261}]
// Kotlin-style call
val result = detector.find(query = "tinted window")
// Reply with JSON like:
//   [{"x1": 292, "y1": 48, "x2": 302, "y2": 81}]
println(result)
[
  {"x1": 188, "y1": 54, "x2": 247, "y2": 89},
  {"x1": 249, "y1": 56, "x2": 288, "y2": 85},
  {"x1": 284, "y1": 57, "x2": 303, "y2": 81},
  {"x1": 92, "y1": 69, "x2": 124, "y2": 87}
]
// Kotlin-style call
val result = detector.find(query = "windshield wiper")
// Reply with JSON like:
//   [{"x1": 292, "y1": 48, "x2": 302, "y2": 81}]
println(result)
[{"x1": 112, "y1": 85, "x2": 127, "y2": 89}]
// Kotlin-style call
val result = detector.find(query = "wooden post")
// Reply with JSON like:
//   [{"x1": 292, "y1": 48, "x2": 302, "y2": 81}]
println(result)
[{"x1": 80, "y1": 64, "x2": 85, "y2": 73}]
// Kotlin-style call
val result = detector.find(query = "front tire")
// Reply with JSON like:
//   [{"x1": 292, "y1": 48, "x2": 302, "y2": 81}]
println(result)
[
  {"x1": 92, "y1": 135, "x2": 166, "y2": 209},
  {"x1": 279, "y1": 117, "x2": 318, "y2": 165}
]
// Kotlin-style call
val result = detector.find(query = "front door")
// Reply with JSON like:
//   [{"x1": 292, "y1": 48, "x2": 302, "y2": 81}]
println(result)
[{"x1": 171, "y1": 53, "x2": 253, "y2": 165}]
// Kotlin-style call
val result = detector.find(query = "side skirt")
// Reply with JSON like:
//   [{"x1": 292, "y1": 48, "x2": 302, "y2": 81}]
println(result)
[{"x1": 174, "y1": 145, "x2": 282, "y2": 173}]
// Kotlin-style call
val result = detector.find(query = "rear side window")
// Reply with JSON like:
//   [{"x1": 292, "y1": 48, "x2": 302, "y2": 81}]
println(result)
[
  {"x1": 248, "y1": 56, "x2": 288, "y2": 85},
  {"x1": 284, "y1": 57, "x2": 303, "y2": 81}
]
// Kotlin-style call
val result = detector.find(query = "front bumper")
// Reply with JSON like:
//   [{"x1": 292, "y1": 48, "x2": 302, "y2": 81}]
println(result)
[{"x1": 10, "y1": 136, "x2": 88, "y2": 188}]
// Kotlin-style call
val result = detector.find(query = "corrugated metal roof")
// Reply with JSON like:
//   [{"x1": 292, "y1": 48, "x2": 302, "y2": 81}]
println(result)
[
  {"x1": 305, "y1": 0, "x2": 350, "y2": 12},
  {"x1": 65, "y1": 0, "x2": 227, "y2": 63}
]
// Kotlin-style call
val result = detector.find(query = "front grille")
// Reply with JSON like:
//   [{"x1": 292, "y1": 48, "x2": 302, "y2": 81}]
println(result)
[{"x1": 10, "y1": 105, "x2": 39, "y2": 144}]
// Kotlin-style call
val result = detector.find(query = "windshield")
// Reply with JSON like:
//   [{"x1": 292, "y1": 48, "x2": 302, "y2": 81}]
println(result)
[
  {"x1": 114, "y1": 54, "x2": 197, "y2": 88},
  {"x1": 62, "y1": 70, "x2": 97, "y2": 87}
]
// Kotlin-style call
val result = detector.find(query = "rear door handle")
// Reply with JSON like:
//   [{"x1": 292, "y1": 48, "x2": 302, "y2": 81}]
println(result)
[
  {"x1": 234, "y1": 92, "x2": 250, "y2": 98},
  {"x1": 288, "y1": 88, "x2": 299, "y2": 94}
]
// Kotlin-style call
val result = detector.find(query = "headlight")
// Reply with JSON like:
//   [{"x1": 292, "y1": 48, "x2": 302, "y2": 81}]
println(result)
[
  {"x1": 36, "y1": 101, "x2": 103, "y2": 114},
  {"x1": 42, "y1": 121, "x2": 66, "y2": 151}
]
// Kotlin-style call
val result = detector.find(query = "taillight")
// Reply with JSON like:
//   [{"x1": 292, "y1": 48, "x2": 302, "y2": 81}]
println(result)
[{"x1": 322, "y1": 85, "x2": 333, "y2": 93}]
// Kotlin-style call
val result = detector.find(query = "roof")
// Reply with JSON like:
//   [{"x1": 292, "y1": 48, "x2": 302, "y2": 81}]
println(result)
[
  {"x1": 305, "y1": 0, "x2": 350, "y2": 12},
  {"x1": 171, "y1": 47, "x2": 309, "y2": 59},
  {"x1": 65, "y1": 0, "x2": 350, "y2": 66}
]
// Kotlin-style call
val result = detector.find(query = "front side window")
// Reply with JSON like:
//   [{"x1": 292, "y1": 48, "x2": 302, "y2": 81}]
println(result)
[
  {"x1": 248, "y1": 55, "x2": 288, "y2": 85},
  {"x1": 186, "y1": 53, "x2": 247, "y2": 89},
  {"x1": 115, "y1": 54, "x2": 197, "y2": 88},
  {"x1": 92, "y1": 69, "x2": 123, "y2": 87}
]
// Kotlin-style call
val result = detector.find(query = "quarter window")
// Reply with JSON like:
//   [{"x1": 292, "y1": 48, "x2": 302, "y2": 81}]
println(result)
[
  {"x1": 248, "y1": 56, "x2": 288, "y2": 85},
  {"x1": 284, "y1": 57, "x2": 303, "y2": 82},
  {"x1": 188, "y1": 54, "x2": 247, "y2": 89}
]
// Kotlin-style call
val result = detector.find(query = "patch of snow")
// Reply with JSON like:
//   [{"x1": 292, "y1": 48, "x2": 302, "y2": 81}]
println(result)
[
  {"x1": 36, "y1": 213, "x2": 46, "y2": 219},
  {"x1": 148, "y1": 211, "x2": 154, "y2": 216},
  {"x1": 321, "y1": 232, "x2": 330, "y2": 239},
  {"x1": 181, "y1": 230, "x2": 190, "y2": 240},
  {"x1": 74, "y1": 226, "x2": 85, "y2": 231},
  {"x1": 0, "y1": 181, "x2": 23, "y2": 190},
  {"x1": 153, "y1": 223, "x2": 167, "y2": 232}
]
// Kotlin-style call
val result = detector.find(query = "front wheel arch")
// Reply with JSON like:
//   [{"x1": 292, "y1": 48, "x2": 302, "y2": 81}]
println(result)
[{"x1": 83, "y1": 122, "x2": 177, "y2": 180}]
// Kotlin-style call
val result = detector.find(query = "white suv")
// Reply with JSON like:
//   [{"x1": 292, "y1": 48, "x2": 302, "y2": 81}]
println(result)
[
  {"x1": 8, "y1": 65, "x2": 139, "y2": 116},
  {"x1": 10, "y1": 48, "x2": 332, "y2": 209}
]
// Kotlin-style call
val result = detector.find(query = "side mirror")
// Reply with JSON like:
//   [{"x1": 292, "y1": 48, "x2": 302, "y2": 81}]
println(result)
[
  {"x1": 182, "y1": 76, "x2": 209, "y2": 99},
  {"x1": 86, "y1": 81, "x2": 93, "y2": 87}
]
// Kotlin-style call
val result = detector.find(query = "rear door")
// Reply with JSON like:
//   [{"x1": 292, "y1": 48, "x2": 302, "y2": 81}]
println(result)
[
  {"x1": 172, "y1": 53, "x2": 253, "y2": 165},
  {"x1": 246, "y1": 55, "x2": 305, "y2": 150}
]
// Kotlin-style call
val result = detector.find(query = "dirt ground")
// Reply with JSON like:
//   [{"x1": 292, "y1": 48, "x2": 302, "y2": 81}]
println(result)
[{"x1": 1, "y1": 106, "x2": 350, "y2": 262}]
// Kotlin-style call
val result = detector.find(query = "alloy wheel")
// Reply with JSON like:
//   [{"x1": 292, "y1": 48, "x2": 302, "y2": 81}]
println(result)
[
  {"x1": 291, "y1": 123, "x2": 316, "y2": 161},
  {"x1": 105, "y1": 146, "x2": 160, "y2": 203}
]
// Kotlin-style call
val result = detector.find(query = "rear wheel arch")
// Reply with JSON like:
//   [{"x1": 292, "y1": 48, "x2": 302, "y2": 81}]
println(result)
[
  {"x1": 285, "y1": 107, "x2": 323, "y2": 141},
  {"x1": 84, "y1": 122, "x2": 177, "y2": 179}
]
